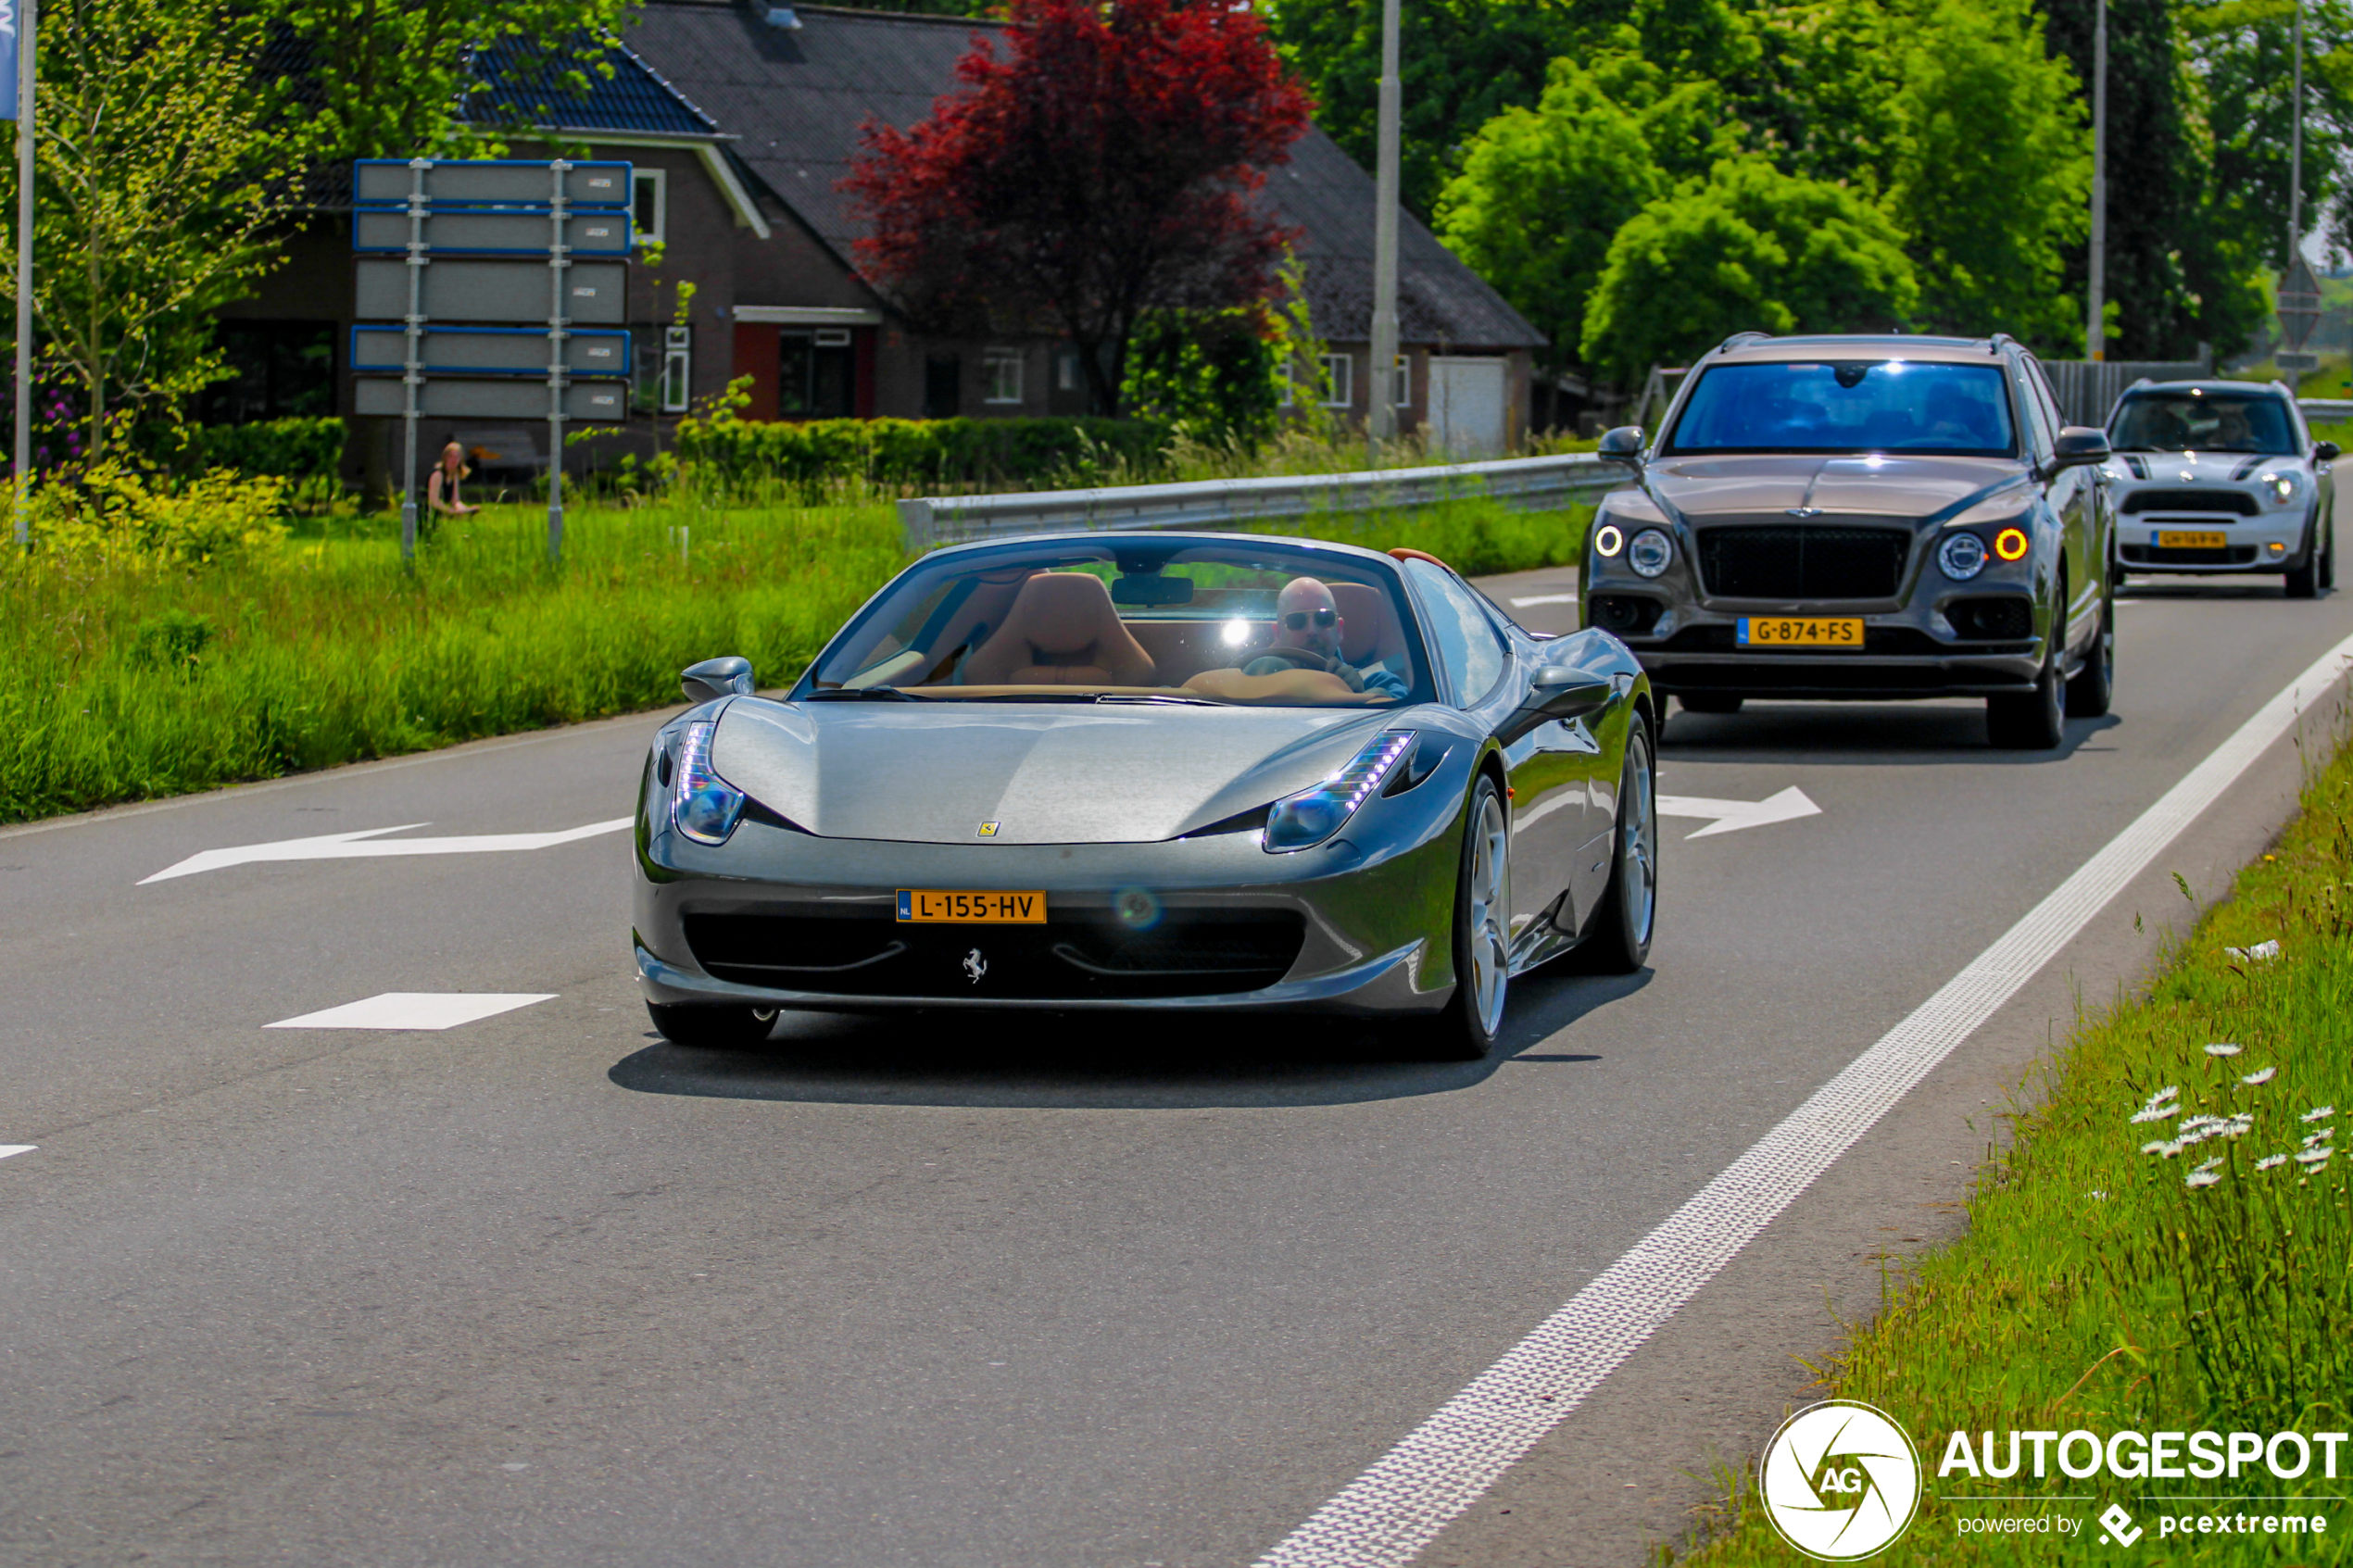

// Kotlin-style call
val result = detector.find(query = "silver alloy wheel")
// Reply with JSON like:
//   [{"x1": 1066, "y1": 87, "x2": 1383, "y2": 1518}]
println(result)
[
  {"x1": 1466, "y1": 789, "x2": 1511, "y2": 1036},
  {"x1": 1621, "y1": 732, "x2": 1657, "y2": 945}
]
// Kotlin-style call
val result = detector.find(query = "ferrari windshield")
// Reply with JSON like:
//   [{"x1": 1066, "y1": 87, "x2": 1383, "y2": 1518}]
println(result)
[
  {"x1": 2109, "y1": 391, "x2": 2297, "y2": 455},
  {"x1": 803, "y1": 538, "x2": 1432, "y2": 707},
  {"x1": 1664, "y1": 360, "x2": 2017, "y2": 457}
]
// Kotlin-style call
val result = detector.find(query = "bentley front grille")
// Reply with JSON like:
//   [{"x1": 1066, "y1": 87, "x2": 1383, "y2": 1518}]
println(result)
[{"x1": 1696, "y1": 525, "x2": 1914, "y2": 600}]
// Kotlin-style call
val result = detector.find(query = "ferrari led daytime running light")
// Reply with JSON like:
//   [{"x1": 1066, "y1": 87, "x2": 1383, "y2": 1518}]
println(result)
[
  {"x1": 1593, "y1": 522, "x2": 1626, "y2": 558},
  {"x1": 673, "y1": 721, "x2": 746, "y2": 845},
  {"x1": 1264, "y1": 730, "x2": 1416, "y2": 853},
  {"x1": 1993, "y1": 526, "x2": 2030, "y2": 562}
]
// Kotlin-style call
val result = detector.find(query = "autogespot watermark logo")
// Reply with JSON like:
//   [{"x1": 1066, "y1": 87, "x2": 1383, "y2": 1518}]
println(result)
[{"x1": 1760, "y1": 1400, "x2": 1923, "y2": 1561}]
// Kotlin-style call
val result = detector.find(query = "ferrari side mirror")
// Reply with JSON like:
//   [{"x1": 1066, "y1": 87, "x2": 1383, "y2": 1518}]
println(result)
[
  {"x1": 1532, "y1": 665, "x2": 1613, "y2": 718},
  {"x1": 682, "y1": 655, "x2": 754, "y2": 704},
  {"x1": 2315, "y1": 440, "x2": 2341, "y2": 463},
  {"x1": 1597, "y1": 426, "x2": 1645, "y2": 466}
]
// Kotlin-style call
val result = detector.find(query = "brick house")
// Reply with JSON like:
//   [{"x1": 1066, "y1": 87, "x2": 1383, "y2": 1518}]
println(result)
[{"x1": 222, "y1": 1, "x2": 1544, "y2": 483}]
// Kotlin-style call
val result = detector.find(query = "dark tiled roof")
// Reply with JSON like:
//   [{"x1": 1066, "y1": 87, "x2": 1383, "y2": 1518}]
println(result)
[
  {"x1": 467, "y1": 34, "x2": 723, "y2": 138},
  {"x1": 626, "y1": 0, "x2": 1543, "y2": 348}
]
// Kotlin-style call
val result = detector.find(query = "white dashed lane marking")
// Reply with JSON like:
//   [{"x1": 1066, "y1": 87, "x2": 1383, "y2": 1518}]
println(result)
[
  {"x1": 1255, "y1": 630, "x2": 2353, "y2": 1568},
  {"x1": 266, "y1": 994, "x2": 558, "y2": 1031}
]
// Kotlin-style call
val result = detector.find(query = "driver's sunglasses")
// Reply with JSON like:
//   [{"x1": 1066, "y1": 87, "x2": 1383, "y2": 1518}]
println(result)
[{"x1": 1283, "y1": 608, "x2": 1339, "y2": 630}]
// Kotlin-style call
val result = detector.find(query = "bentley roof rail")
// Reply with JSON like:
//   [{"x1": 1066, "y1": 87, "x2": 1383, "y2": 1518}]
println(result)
[
  {"x1": 1985, "y1": 332, "x2": 2021, "y2": 357},
  {"x1": 1717, "y1": 331, "x2": 1774, "y2": 353}
]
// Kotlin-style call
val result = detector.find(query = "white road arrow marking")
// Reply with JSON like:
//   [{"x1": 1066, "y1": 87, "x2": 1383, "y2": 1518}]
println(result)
[
  {"x1": 0, "y1": 1145, "x2": 34, "y2": 1161},
  {"x1": 267, "y1": 993, "x2": 557, "y2": 1031},
  {"x1": 1655, "y1": 785, "x2": 1820, "y2": 839},
  {"x1": 140, "y1": 818, "x2": 633, "y2": 884},
  {"x1": 1509, "y1": 593, "x2": 1579, "y2": 608}
]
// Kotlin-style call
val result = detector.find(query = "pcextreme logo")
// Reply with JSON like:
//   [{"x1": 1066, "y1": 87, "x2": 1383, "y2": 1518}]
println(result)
[{"x1": 1760, "y1": 1400, "x2": 1924, "y2": 1561}]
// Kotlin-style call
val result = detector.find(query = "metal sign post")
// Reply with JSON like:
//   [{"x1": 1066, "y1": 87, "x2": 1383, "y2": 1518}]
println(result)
[
  {"x1": 546, "y1": 159, "x2": 569, "y2": 564},
  {"x1": 8, "y1": 0, "x2": 33, "y2": 548},
  {"x1": 400, "y1": 157, "x2": 427, "y2": 567}
]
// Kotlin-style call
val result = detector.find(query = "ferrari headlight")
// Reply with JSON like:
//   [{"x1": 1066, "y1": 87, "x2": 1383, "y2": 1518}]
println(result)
[
  {"x1": 1628, "y1": 529, "x2": 1674, "y2": 578},
  {"x1": 1264, "y1": 730, "x2": 1415, "y2": 853},
  {"x1": 1938, "y1": 531, "x2": 1989, "y2": 580},
  {"x1": 672, "y1": 721, "x2": 745, "y2": 845},
  {"x1": 2261, "y1": 471, "x2": 2301, "y2": 506}
]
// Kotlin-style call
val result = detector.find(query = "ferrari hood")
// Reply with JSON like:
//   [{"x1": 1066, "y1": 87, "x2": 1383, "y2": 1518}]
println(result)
[
  {"x1": 709, "y1": 699, "x2": 1390, "y2": 845},
  {"x1": 1645, "y1": 454, "x2": 2026, "y2": 519}
]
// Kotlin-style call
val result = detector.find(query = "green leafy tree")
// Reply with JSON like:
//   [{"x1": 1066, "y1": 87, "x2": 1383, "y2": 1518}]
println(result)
[
  {"x1": 1434, "y1": 58, "x2": 1667, "y2": 374},
  {"x1": 1119, "y1": 307, "x2": 1282, "y2": 443},
  {"x1": 1580, "y1": 155, "x2": 1918, "y2": 381},
  {"x1": 1883, "y1": 0, "x2": 2089, "y2": 345},
  {"x1": 0, "y1": 0, "x2": 296, "y2": 451}
]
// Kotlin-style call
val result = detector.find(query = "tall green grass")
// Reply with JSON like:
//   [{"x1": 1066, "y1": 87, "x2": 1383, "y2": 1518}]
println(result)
[
  {"x1": 1669, "y1": 732, "x2": 2353, "y2": 1566},
  {"x1": 1, "y1": 488, "x2": 1589, "y2": 823}
]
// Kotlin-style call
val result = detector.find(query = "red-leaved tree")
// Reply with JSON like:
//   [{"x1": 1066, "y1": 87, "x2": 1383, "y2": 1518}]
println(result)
[{"x1": 845, "y1": 0, "x2": 1312, "y2": 417}]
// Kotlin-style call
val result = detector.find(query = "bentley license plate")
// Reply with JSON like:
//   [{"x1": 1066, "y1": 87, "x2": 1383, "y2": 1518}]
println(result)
[
  {"x1": 2157, "y1": 531, "x2": 2229, "y2": 549},
  {"x1": 1736, "y1": 616, "x2": 1865, "y2": 648},
  {"x1": 897, "y1": 889, "x2": 1047, "y2": 923}
]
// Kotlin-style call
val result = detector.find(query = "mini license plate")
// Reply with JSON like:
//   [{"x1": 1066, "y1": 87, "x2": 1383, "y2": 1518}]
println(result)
[
  {"x1": 2157, "y1": 531, "x2": 2229, "y2": 549},
  {"x1": 896, "y1": 889, "x2": 1047, "y2": 924},
  {"x1": 1736, "y1": 616, "x2": 1865, "y2": 648}
]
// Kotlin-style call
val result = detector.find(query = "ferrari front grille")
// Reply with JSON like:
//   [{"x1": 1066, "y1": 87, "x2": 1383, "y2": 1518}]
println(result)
[{"x1": 1696, "y1": 526, "x2": 1913, "y2": 600}]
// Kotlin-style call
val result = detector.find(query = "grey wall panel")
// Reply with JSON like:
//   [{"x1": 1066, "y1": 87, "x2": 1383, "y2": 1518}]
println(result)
[
  {"x1": 353, "y1": 258, "x2": 629, "y2": 324},
  {"x1": 351, "y1": 326, "x2": 632, "y2": 378},
  {"x1": 353, "y1": 160, "x2": 632, "y2": 207},
  {"x1": 354, "y1": 378, "x2": 630, "y2": 422},
  {"x1": 352, "y1": 208, "x2": 633, "y2": 257}
]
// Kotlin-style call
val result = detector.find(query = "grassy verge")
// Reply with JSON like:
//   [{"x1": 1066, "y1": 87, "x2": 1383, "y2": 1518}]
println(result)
[
  {"x1": 1, "y1": 490, "x2": 1587, "y2": 824},
  {"x1": 1670, "y1": 733, "x2": 2353, "y2": 1565}
]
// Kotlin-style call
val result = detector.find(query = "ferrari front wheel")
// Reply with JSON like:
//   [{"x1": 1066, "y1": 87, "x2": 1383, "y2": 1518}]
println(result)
[
  {"x1": 1584, "y1": 712, "x2": 1658, "y2": 972},
  {"x1": 647, "y1": 1001, "x2": 778, "y2": 1048},
  {"x1": 1425, "y1": 774, "x2": 1512, "y2": 1061}
]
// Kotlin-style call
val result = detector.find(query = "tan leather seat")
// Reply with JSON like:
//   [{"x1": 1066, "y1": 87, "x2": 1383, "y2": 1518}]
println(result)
[
  {"x1": 962, "y1": 572, "x2": 1156, "y2": 686},
  {"x1": 1328, "y1": 582, "x2": 1410, "y2": 678}
]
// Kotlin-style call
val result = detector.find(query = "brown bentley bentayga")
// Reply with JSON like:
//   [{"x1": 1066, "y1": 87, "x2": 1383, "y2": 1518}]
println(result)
[{"x1": 1579, "y1": 332, "x2": 2118, "y2": 749}]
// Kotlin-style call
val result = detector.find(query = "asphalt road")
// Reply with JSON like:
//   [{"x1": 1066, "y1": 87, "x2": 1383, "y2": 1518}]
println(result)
[{"x1": 5, "y1": 557, "x2": 2351, "y2": 1568}]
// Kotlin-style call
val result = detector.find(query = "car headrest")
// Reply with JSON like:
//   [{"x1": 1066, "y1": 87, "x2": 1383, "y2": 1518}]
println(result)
[
  {"x1": 1328, "y1": 582, "x2": 1405, "y2": 670},
  {"x1": 963, "y1": 572, "x2": 1155, "y2": 686}
]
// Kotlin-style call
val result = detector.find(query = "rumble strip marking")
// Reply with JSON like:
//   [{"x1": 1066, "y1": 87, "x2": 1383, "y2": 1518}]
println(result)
[{"x1": 1256, "y1": 629, "x2": 2353, "y2": 1568}]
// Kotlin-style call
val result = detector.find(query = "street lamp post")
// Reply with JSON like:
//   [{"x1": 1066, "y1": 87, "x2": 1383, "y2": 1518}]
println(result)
[
  {"x1": 8, "y1": 0, "x2": 31, "y2": 547},
  {"x1": 2289, "y1": 0, "x2": 2305, "y2": 394},
  {"x1": 1366, "y1": 0, "x2": 1401, "y2": 458},
  {"x1": 2086, "y1": 0, "x2": 2107, "y2": 363}
]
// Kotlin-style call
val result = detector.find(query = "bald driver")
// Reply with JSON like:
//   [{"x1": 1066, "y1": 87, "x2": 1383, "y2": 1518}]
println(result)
[{"x1": 1240, "y1": 577, "x2": 1410, "y2": 698}]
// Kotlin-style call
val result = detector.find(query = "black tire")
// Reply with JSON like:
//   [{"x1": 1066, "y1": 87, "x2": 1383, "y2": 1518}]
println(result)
[
  {"x1": 647, "y1": 1001, "x2": 778, "y2": 1048},
  {"x1": 1582, "y1": 711, "x2": 1658, "y2": 973},
  {"x1": 1987, "y1": 605, "x2": 2065, "y2": 750},
  {"x1": 2287, "y1": 508, "x2": 2329, "y2": 597},
  {"x1": 1678, "y1": 693, "x2": 1743, "y2": 715},
  {"x1": 2064, "y1": 569, "x2": 2115, "y2": 719},
  {"x1": 1423, "y1": 774, "x2": 1512, "y2": 1061}
]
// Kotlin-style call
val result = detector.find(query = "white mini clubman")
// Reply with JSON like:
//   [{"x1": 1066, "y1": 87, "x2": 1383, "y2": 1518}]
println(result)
[{"x1": 2107, "y1": 380, "x2": 2338, "y2": 596}]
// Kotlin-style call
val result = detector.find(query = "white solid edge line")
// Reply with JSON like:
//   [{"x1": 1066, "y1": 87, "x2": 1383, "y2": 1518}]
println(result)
[{"x1": 1255, "y1": 629, "x2": 2353, "y2": 1568}]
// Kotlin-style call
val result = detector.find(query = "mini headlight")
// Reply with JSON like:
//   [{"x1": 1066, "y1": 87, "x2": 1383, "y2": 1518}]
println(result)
[
  {"x1": 1593, "y1": 521, "x2": 1626, "y2": 558},
  {"x1": 1938, "y1": 531, "x2": 1989, "y2": 580},
  {"x1": 2262, "y1": 471, "x2": 2301, "y2": 505},
  {"x1": 673, "y1": 721, "x2": 746, "y2": 845},
  {"x1": 1993, "y1": 526, "x2": 2030, "y2": 562},
  {"x1": 1264, "y1": 730, "x2": 1415, "y2": 853},
  {"x1": 1628, "y1": 529, "x2": 1674, "y2": 578}
]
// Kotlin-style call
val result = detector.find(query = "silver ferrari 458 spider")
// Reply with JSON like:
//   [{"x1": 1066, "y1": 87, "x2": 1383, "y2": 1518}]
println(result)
[{"x1": 632, "y1": 532, "x2": 1658, "y2": 1059}]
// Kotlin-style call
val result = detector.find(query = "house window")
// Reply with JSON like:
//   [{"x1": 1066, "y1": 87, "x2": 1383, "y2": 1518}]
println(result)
[
  {"x1": 1392, "y1": 355, "x2": 1412, "y2": 408},
  {"x1": 1057, "y1": 350, "x2": 1081, "y2": 392},
  {"x1": 1278, "y1": 361, "x2": 1296, "y2": 407},
  {"x1": 984, "y1": 348, "x2": 1025, "y2": 405},
  {"x1": 633, "y1": 169, "x2": 667, "y2": 246},
  {"x1": 1321, "y1": 352, "x2": 1353, "y2": 408}
]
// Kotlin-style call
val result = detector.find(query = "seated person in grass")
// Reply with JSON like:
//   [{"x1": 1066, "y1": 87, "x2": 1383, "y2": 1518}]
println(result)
[
  {"x1": 426, "y1": 441, "x2": 479, "y2": 519},
  {"x1": 1240, "y1": 577, "x2": 1409, "y2": 698}
]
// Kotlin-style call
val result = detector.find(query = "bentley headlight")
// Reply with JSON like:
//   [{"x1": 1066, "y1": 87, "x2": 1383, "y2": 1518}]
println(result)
[
  {"x1": 2262, "y1": 471, "x2": 2301, "y2": 506},
  {"x1": 1264, "y1": 731, "x2": 1415, "y2": 853},
  {"x1": 1592, "y1": 521, "x2": 1626, "y2": 558},
  {"x1": 1628, "y1": 529, "x2": 1674, "y2": 579},
  {"x1": 673, "y1": 721, "x2": 746, "y2": 845},
  {"x1": 1938, "y1": 531, "x2": 1989, "y2": 580}
]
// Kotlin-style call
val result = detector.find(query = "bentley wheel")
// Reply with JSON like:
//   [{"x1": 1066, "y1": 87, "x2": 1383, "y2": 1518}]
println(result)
[
  {"x1": 647, "y1": 1002, "x2": 779, "y2": 1048},
  {"x1": 1585, "y1": 712, "x2": 1658, "y2": 973},
  {"x1": 1427, "y1": 775, "x2": 1511, "y2": 1061},
  {"x1": 1988, "y1": 627, "x2": 2064, "y2": 750},
  {"x1": 1679, "y1": 693, "x2": 1743, "y2": 715},
  {"x1": 2064, "y1": 571, "x2": 2115, "y2": 719}
]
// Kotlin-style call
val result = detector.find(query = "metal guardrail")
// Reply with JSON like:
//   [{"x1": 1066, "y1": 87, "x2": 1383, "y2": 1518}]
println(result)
[
  {"x1": 897, "y1": 452, "x2": 1619, "y2": 550},
  {"x1": 2299, "y1": 398, "x2": 2353, "y2": 422}
]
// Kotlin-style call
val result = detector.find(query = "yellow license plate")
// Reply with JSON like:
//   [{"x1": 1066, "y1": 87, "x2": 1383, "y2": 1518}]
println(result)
[
  {"x1": 1736, "y1": 616, "x2": 1865, "y2": 647},
  {"x1": 896, "y1": 888, "x2": 1047, "y2": 923},
  {"x1": 2157, "y1": 531, "x2": 2229, "y2": 549}
]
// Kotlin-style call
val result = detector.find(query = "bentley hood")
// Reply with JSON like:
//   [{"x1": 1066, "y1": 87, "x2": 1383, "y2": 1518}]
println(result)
[
  {"x1": 1643, "y1": 454, "x2": 2027, "y2": 520},
  {"x1": 709, "y1": 699, "x2": 1392, "y2": 845}
]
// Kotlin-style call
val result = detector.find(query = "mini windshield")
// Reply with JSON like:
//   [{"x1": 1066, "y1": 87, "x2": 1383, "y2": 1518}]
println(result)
[
  {"x1": 1664, "y1": 360, "x2": 2017, "y2": 457},
  {"x1": 802, "y1": 539, "x2": 1431, "y2": 707},
  {"x1": 2109, "y1": 392, "x2": 2297, "y2": 456}
]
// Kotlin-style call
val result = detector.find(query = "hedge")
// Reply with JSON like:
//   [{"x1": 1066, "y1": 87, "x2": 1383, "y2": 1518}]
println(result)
[
  {"x1": 673, "y1": 414, "x2": 1175, "y2": 492},
  {"x1": 131, "y1": 418, "x2": 346, "y2": 483}
]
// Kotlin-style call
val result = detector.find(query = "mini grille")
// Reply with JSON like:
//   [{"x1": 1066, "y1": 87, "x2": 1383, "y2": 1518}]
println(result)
[
  {"x1": 1697, "y1": 526, "x2": 1913, "y2": 600},
  {"x1": 2120, "y1": 488, "x2": 2259, "y2": 516}
]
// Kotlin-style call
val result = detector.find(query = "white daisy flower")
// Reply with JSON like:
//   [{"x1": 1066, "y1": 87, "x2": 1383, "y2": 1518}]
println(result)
[
  {"x1": 2240, "y1": 1068, "x2": 2277, "y2": 1086},
  {"x1": 2223, "y1": 940, "x2": 2282, "y2": 962},
  {"x1": 2215, "y1": 1114, "x2": 2256, "y2": 1138},
  {"x1": 2130, "y1": 1103, "x2": 2179, "y2": 1123},
  {"x1": 2085, "y1": 1190, "x2": 2108, "y2": 1200},
  {"x1": 2191, "y1": 1155, "x2": 2225, "y2": 1173},
  {"x1": 2303, "y1": 1106, "x2": 2336, "y2": 1123},
  {"x1": 2186, "y1": 1171, "x2": 2221, "y2": 1187},
  {"x1": 2142, "y1": 1139, "x2": 2183, "y2": 1158},
  {"x1": 2304, "y1": 1130, "x2": 2337, "y2": 1149},
  {"x1": 2256, "y1": 1153, "x2": 2288, "y2": 1171},
  {"x1": 2203, "y1": 1043, "x2": 2244, "y2": 1057},
  {"x1": 2296, "y1": 1148, "x2": 2334, "y2": 1168}
]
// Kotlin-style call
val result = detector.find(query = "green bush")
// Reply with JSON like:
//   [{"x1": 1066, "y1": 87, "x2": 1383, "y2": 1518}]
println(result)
[
  {"x1": 674, "y1": 413, "x2": 1176, "y2": 494},
  {"x1": 132, "y1": 417, "x2": 345, "y2": 483}
]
